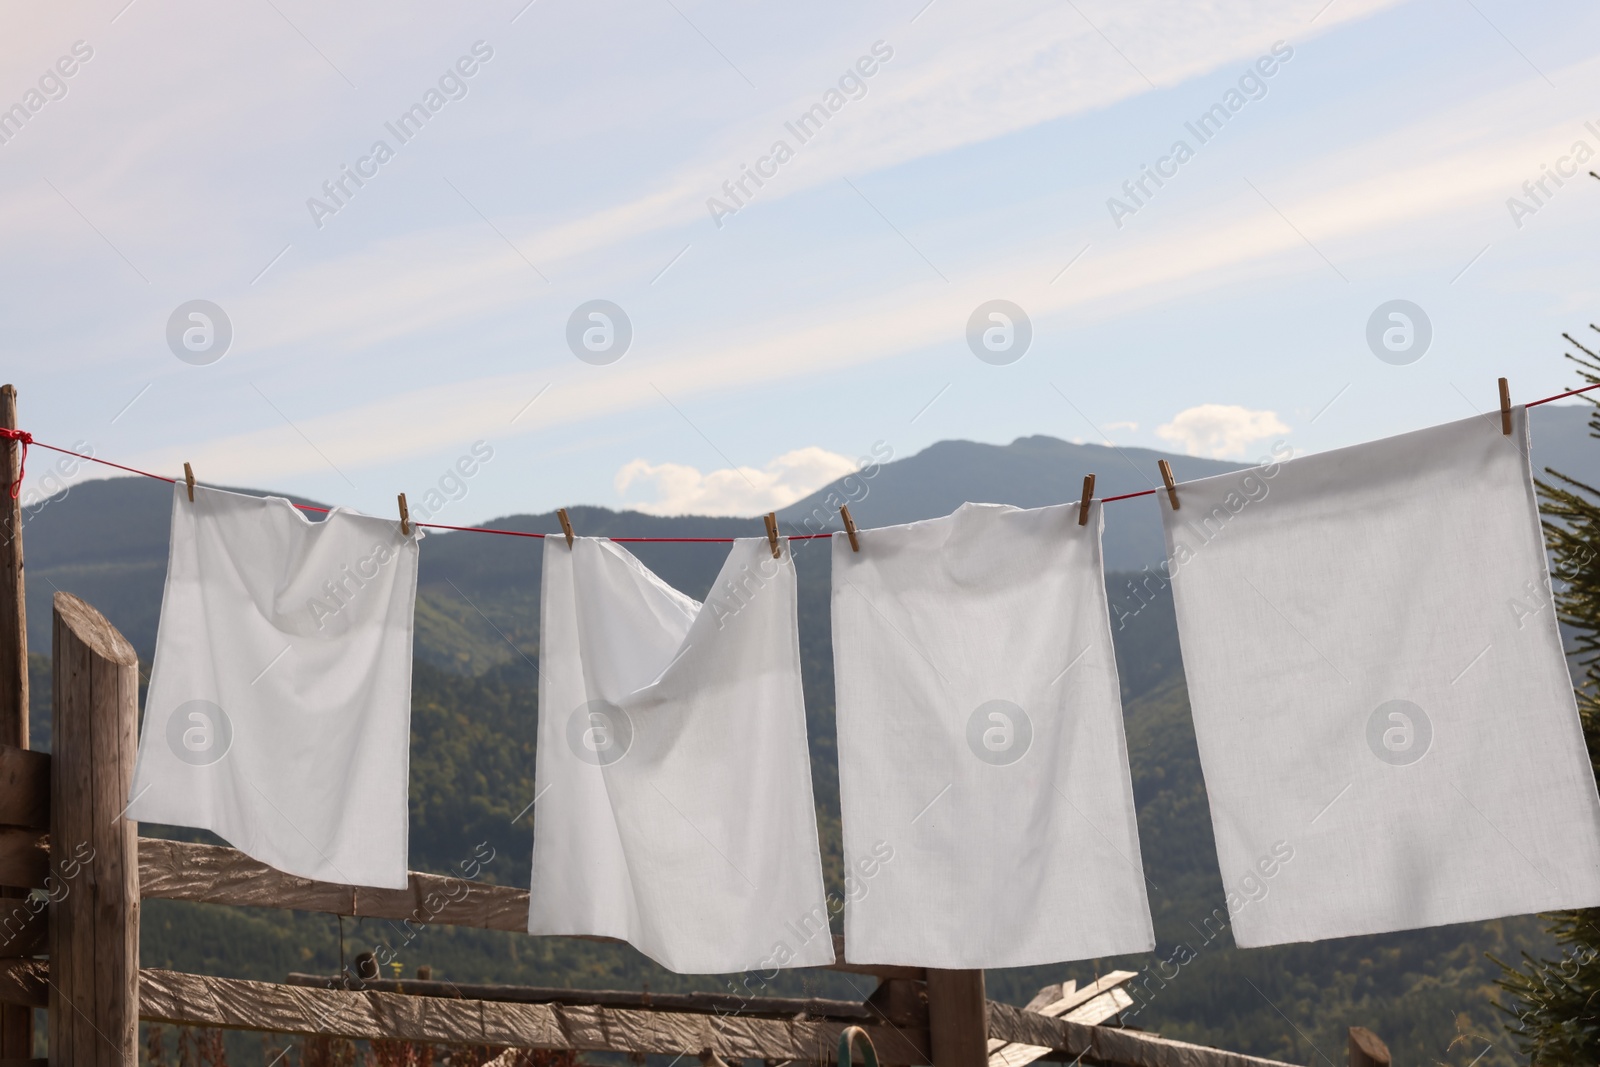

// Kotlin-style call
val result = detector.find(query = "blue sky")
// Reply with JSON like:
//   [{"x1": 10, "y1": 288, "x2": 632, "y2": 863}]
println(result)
[{"x1": 4, "y1": 0, "x2": 1599, "y2": 524}]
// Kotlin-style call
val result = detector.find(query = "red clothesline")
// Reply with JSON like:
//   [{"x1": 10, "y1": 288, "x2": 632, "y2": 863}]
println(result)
[{"x1": 3, "y1": 380, "x2": 1598, "y2": 541}]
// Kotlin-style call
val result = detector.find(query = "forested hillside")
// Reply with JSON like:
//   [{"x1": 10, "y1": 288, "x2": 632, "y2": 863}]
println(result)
[{"x1": 18, "y1": 415, "x2": 1595, "y2": 1066}]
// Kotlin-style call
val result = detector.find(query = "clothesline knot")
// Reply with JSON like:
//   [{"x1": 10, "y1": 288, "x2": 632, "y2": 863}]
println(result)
[{"x1": 0, "y1": 427, "x2": 31, "y2": 500}]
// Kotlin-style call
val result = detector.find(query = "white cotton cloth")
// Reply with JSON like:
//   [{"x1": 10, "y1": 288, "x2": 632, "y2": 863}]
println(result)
[
  {"x1": 1162, "y1": 409, "x2": 1600, "y2": 947},
  {"x1": 833, "y1": 502, "x2": 1154, "y2": 968},
  {"x1": 128, "y1": 484, "x2": 420, "y2": 889},
  {"x1": 528, "y1": 536, "x2": 833, "y2": 974}
]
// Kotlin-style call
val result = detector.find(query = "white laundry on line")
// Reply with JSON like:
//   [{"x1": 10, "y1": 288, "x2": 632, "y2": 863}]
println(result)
[
  {"x1": 1161, "y1": 408, "x2": 1600, "y2": 946},
  {"x1": 832, "y1": 501, "x2": 1155, "y2": 968},
  {"x1": 128, "y1": 484, "x2": 420, "y2": 889},
  {"x1": 528, "y1": 535, "x2": 834, "y2": 974}
]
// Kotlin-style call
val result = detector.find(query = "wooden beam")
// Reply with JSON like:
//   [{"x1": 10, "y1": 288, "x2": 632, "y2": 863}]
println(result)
[
  {"x1": 989, "y1": 988, "x2": 1134, "y2": 1067},
  {"x1": 989, "y1": 971, "x2": 1140, "y2": 1066},
  {"x1": 139, "y1": 840, "x2": 926, "y2": 981},
  {"x1": 0, "y1": 386, "x2": 31, "y2": 1065},
  {"x1": 138, "y1": 969, "x2": 933, "y2": 1064},
  {"x1": 928, "y1": 969, "x2": 988, "y2": 1067},
  {"x1": 986, "y1": 1001, "x2": 1303, "y2": 1067},
  {"x1": 284, "y1": 972, "x2": 877, "y2": 1021},
  {"x1": 1029, "y1": 972, "x2": 1138, "y2": 1019},
  {"x1": 51, "y1": 592, "x2": 141, "y2": 1067},
  {"x1": 141, "y1": 837, "x2": 535, "y2": 930},
  {"x1": 0, "y1": 956, "x2": 1304, "y2": 1067}
]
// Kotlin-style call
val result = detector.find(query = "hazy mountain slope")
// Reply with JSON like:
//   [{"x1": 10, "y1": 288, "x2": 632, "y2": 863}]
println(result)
[{"x1": 779, "y1": 437, "x2": 1244, "y2": 571}]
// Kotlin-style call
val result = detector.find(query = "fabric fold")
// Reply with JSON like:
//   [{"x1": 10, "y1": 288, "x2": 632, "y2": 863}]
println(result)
[
  {"x1": 127, "y1": 483, "x2": 419, "y2": 888},
  {"x1": 529, "y1": 536, "x2": 833, "y2": 974}
]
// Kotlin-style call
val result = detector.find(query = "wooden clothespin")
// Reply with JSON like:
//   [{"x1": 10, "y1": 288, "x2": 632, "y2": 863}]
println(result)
[
  {"x1": 763, "y1": 512, "x2": 781, "y2": 559},
  {"x1": 183, "y1": 462, "x2": 195, "y2": 502},
  {"x1": 397, "y1": 493, "x2": 410, "y2": 536},
  {"x1": 839, "y1": 504, "x2": 860, "y2": 552},
  {"x1": 1499, "y1": 377, "x2": 1512, "y2": 435},
  {"x1": 1158, "y1": 460, "x2": 1179, "y2": 511},
  {"x1": 1077, "y1": 474, "x2": 1096, "y2": 527},
  {"x1": 557, "y1": 508, "x2": 575, "y2": 547}
]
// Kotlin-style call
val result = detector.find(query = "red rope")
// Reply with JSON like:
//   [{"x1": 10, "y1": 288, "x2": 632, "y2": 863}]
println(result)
[
  {"x1": 1527, "y1": 381, "x2": 1600, "y2": 407},
  {"x1": 31, "y1": 440, "x2": 176, "y2": 483},
  {"x1": 11, "y1": 379, "x2": 1599, "y2": 540},
  {"x1": 0, "y1": 428, "x2": 29, "y2": 500},
  {"x1": 20, "y1": 440, "x2": 831, "y2": 541}
]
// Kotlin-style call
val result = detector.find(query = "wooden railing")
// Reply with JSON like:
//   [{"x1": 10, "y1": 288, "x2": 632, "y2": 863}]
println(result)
[{"x1": 0, "y1": 590, "x2": 1312, "y2": 1067}]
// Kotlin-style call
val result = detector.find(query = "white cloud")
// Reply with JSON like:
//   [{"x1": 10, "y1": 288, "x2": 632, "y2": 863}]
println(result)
[
  {"x1": 614, "y1": 446, "x2": 858, "y2": 516},
  {"x1": 1156, "y1": 404, "x2": 1289, "y2": 459}
]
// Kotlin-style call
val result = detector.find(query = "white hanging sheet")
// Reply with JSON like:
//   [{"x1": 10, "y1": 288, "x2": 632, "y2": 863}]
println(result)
[
  {"x1": 832, "y1": 502, "x2": 1154, "y2": 967},
  {"x1": 1161, "y1": 409, "x2": 1600, "y2": 946},
  {"x1": 128, "y1": 484, "x2": 419, "y2": 888},
  {"x1": 528, "y1": 536, "x2": 833, "y2": 974}
]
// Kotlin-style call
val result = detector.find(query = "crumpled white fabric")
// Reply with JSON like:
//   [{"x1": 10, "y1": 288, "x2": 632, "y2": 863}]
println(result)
[
  {"x1": 128, "y1": 484, "x2": 420, "y2": 888},
  {"x1": 528, "y1": 536, "x2": 833, "y2": 974},
  {"x1": 1162, "y1": 408, "x2": 1600, "y2": 946},
  {"x1": 832, "y1": 501, "x2": 1155, "y2": 967}
]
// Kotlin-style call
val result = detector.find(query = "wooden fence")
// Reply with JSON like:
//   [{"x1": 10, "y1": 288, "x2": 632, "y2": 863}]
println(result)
[{"x1": 0, "y1": 384, "x2": 1342, "y2": 1067}]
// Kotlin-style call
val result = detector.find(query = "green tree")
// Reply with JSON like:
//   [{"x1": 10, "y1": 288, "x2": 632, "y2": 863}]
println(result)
[{"x1": 1497, "y1": 326, "x2": 1600, "y2": 1064}]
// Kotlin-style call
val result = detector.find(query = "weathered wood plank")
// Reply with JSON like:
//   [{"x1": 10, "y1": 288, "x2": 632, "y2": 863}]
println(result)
[
  {"x1": 140, "y1": 838, "x2": 532, "y2": 931},
  {"x1": 1063, "y1": 989, "x2": 1133, "y2": 1028},
  {"x1": 142, "y1": 838, "x2": 357, "y2": 917},
  {"x1": 138, "y1": 969, "x2": 932, "y2": 1064},
  {"x1": 8, "y1": 954, "x2": 1300, "y2": 1067},
  {"x1": 989, "y1": 972, "x2": 1141, "y2": 1066},
  {"x1": 284, "y1": 972, "x2": 876, "y2": 1021},
  {"x1": 52, "y1": 592, "x2": 141, "y2": 1067},
  {"x1": 989, "y1": 989, "x2": 1134, "y2": 1067},
  {"x1": 1022, "y1": 982, "x2": 1071, "y2": 1015},
  {"x1": 139, "y1": 841, "x2": 924, "y2": 981},
  {"x1": 987, "y1": 1001, "x2": 1303, "y2": 1067},
  {"x1": 1034, "y1": 972, "x2": 1138, "y2": 1020}
]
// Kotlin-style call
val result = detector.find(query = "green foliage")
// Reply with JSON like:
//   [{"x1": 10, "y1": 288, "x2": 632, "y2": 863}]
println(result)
[{"x1": 1496, "y1": 330, "x2": 1600, "y2": 1064}]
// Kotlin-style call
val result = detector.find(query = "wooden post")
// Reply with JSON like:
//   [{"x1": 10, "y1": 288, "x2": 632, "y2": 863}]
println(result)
[
  {"x1": 0, "y1": 386, "x2": 25, "y2": 750},
  {"x1": 926, "y1": 969, "x2": 987, "y2": 1067},
  {"x1": 0, "y1": 384, "x2": 32, "y2": 1061},
  {"x1": 50, "y1": 592, "x2": 139, "y2": 1067},
  {"x1": 1347, "y1": 1027, "x2": 1390, "y2": 1067}
]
